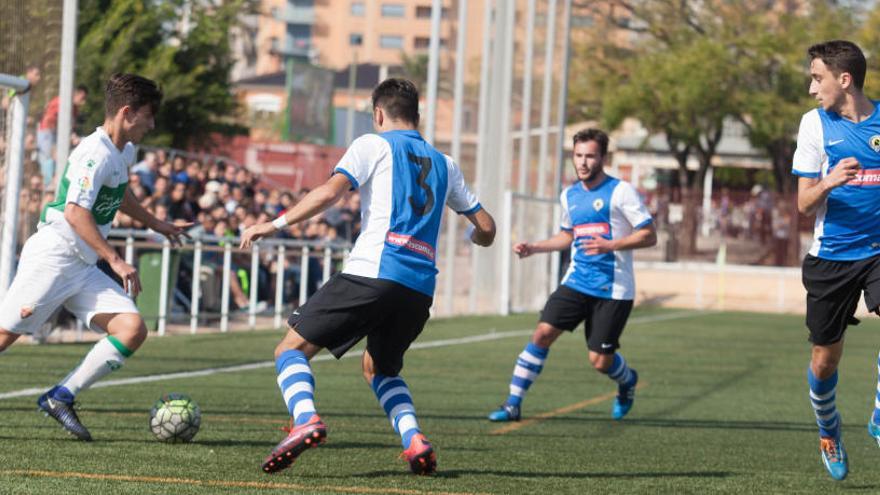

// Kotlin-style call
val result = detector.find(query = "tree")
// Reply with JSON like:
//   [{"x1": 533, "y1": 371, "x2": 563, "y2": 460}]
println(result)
[
  {"x1": 572, "y1": 1, "x2": 739, "y2": 255},
  {"x1": 569, "y1": 0, "x2": 859, "y2": 261},
  {"x1": 75, "y1": 0, "x2": 254, "y2": 149}
]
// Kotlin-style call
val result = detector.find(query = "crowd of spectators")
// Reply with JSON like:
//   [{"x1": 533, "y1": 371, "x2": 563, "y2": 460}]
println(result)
[{"x1": 118, "y1": 149, "x2": 361, "y2": 313}]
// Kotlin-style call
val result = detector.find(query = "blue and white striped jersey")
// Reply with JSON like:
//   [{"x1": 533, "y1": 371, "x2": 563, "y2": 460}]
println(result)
[
  {"x1": 559, "y1": 177, "x2": 652, "y2": 300},
  {"x1": 334, "y1": 130, "x2": 480, "y2": 296},
  {"x1": 793, "y1": 103, "x2": 880, "y2": 261}
]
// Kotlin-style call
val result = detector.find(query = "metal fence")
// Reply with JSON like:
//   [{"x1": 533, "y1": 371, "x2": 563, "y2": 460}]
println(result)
[{"x1": 49, "y1": 230, "x2": 351, "y2": 342}]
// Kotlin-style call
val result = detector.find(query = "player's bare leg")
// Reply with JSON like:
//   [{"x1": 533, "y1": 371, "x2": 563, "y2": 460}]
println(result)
[{"x1": 0, "y1": 328, "x2": 21, "y2": 353}]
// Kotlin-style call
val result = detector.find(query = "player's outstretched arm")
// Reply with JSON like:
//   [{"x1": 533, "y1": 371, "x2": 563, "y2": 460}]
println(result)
[
  {"x1": 797, "y1": 158, "x2": 859, "y2": 215},
  {"x1": 119, "y1": 188, "x2": 192, "y2": 246},
  {"x1": 65, "y1": 203, "x2": 142, "y2": 296},
  {"x1": 581, "y1": 223, "x2": 657, "y2": 255},
  {"x1": 465, "y1": 209, "x2": 496, "y2": 247},
  {"x1": 515, "y1": 230, "x2": 574, "y2": 258},
  {"x1": 240, "y1": 173, "x2": 351, "y2": 249}
]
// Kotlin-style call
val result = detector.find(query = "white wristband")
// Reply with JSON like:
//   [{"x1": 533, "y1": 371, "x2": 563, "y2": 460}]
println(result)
[{"x1": 272, "y1": 216, "x2": 288, "y2": 230}]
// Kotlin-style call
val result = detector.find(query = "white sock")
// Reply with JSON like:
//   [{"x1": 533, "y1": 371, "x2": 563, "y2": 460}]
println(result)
[{"x1": 58, "y1": 336, "x2": 132, "y2": 396}]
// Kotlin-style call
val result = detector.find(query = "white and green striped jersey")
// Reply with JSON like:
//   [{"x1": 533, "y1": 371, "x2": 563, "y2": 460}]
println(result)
[{"x1": 39, "y1": 126, "x2": 134, "y2": 264}]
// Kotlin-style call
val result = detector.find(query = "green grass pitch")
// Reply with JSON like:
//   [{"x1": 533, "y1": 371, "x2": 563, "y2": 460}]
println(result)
[{"x1": 2, "y1": 308, "x2": 880, "y2": 494}]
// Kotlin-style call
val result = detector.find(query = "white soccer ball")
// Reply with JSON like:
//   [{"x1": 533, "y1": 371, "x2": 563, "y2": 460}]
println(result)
[{"x1": 149, "y1": 393, "x2": 201, "y2": 443}]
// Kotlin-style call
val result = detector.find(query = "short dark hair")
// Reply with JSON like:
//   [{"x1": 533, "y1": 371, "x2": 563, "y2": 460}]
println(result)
[
  {"x1": 808, "y1": 40, "x2": 867, "y2": 90},
  {"x1": 371, "y1": 78, "x2": 420, "y2": 125},
  {"x1": 105, "y1": 73, "x2": 162, "y2": 117},
  {"x1": 572, "y1": 128, "x2": 609, "y2": 156},
  {"x1": 75, "y1": 84, "x2": 88, "y2": 95}
]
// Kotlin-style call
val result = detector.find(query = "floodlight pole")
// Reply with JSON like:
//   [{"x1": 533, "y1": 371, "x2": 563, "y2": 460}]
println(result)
[
  {"x1": 56, "y1": 0, "x2": 78, "y2": 181},
  {"x1": 554, "y1": 0, "x2": 573, "y2": 197},
  {"x1": 443, "y1": 0, "x2": 469, "y2": 316},
  {"x1": 469, "y1": 0, "x2": 495, "y2": 313},
  {"x1": 423, "y1": 0, "x2": 442, "y2": 144}
]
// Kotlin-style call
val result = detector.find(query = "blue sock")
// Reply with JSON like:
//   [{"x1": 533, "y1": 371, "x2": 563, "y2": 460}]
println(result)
[
  {"x1": 48, "y1": 385, "x2": 75, "y2": 403},
  {"x1": 808, "y1": 366, "x2": 840, "y2": 439},
  {"x1": 372, "y1": 374, "x2": 420, "y2": 449},
  {"x1": 606, "y1": 354, "x2": 636, "y2": 387},
  {"x1": 506, "y1": 342, "x2": 549, "y2": 407},
  {"x1": 874, "y1": 352, "x2": 880, "y2": 425},
  {"x1": 275, "y1": 350, "x2": 316, "y2": 426}
]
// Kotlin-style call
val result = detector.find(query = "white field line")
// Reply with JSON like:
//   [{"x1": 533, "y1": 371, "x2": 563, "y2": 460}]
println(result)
[{"x1": 0, "y1": 310, "x2": 705, "y2": 401}]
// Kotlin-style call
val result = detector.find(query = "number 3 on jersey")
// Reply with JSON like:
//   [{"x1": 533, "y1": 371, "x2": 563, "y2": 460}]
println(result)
[{"x1": 407, "y1": 153, "x2": 435, "y2": 216}]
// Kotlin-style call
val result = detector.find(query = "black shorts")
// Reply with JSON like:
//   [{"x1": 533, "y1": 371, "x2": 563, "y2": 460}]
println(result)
[
  {"x1": 288, "y1": 274, "x2": 432, "y2": 376},
  {"x1": 539, "y1": 285, "x2": 633, "y2": 354},
  {"x1": 802, "y1": 254, "x2": 880, "y2": 345}
]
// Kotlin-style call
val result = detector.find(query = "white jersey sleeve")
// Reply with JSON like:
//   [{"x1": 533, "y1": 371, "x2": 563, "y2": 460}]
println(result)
[
  {"x1": 444, "y1": 156, "x2": 480, "y2": 214},
  {"x1": 65, "y1": 151, "x2": 112, "y2": 210},
  {"x1": 333, "y1": 134, "x2": 388, "y2": 189},
  {"x1": 792, "y1": 109, "x2": 825, "y2": 178},
  {"x1": 616, "y1": 182, "x2": 653, "y2": 229},
  {"x1": 559, "y1": 188, "x2": 572, "y2": 231}
]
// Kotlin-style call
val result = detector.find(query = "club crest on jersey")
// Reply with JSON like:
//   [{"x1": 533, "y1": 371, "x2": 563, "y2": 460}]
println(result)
[
  {"x1": 592, "y1": 198, "x2": 604, "y2": 211},
  {"x1": 870, "y1": 135, "x2": 880, "y2": 152},
  {"x1": 78, "y1": 176, "x2": 92, "y2": 191}
]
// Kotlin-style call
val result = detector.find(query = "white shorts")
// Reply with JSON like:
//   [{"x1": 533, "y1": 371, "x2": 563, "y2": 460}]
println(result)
[{"x1": 0, "y1": 228, "x2": 139, "y2": 335}]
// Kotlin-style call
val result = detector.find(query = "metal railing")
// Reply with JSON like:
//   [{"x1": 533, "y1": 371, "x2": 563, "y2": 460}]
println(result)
[{"x1": 95, "y1": 229, "x2": 351, "y2": 339}]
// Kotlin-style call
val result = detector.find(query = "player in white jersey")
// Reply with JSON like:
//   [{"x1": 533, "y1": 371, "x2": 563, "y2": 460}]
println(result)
[
  {"x1": 793, "y1": 40, "x2": 880, "y2": 481},
  {"x1": 240, "y1": 78, "x2": 496, "y2": 475},
  {"x1": 488, "y1": 128, "x2": 656, "y2": 423},
  {"x1": 0, "y1": 74, "x2": 189, "y2": 441}
]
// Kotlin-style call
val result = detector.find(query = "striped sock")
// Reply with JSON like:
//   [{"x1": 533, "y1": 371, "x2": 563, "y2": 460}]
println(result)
[
  {"x1": 808, "y1": 367, "x2": 840, "y2": 439},
  {"x1": 506, "y1": 342, "x2": 549, "y2": 407},
  {"x1": 276, "y1": 349, "x2": 316, "y2": 426},
  {"x1": 57, "y1": 336, "x2": 132, "y2": 397},
  {"x1": 606, "y1": 353, "x2": 637, "y2": 386},
  {"x1": 873, "y1": 352, "x2": 880, "y2": 425},
  {"x1": 372, "y1": 374, "x2": 420, "y2": 449}
]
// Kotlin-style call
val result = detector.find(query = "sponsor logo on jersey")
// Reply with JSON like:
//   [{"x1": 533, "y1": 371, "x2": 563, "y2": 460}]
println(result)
[
  {"x1": 573, "y1": 222, "x2": 610, "y2": 238},
  {"x1": 593, "y1": 198, "x2": 605, "y2": 211},
  {"x1": 849, "y1": 168, "x2": 880, "y2": 186},
  {"x1": 386, "y1": 232, "x2": 436, "y2": 260},
  {"x1": 78, "y1": 176, "x2": 92, "y2": 191},
  {"x1": 93, "y1": 196, "x2": 123, "y2": 217},
  {"x1": 871, "y1": 135, "x2": 880, "y2": 152}
]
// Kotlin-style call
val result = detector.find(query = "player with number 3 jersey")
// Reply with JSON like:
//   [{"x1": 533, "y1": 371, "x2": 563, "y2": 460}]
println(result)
[{"x1": 240, "y1": 78, "x2": 496, "y2": 476}]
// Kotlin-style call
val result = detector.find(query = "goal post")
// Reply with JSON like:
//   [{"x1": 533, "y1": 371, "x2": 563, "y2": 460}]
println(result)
[
  {"x1": 501, "y1": 190, "x2": 562, "y2": 315},
  {"x1": 0, "y1": 73, "x2": 32, "y2": 301}
]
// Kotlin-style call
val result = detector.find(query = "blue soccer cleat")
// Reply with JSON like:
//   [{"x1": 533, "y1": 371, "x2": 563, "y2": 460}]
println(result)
[
  {"x1": 37, "y1": 388, "x2": 92, "y2": 441},
  {"x1": 819, "y1": 436, "x2": 848, "y2": 481},
  {"x1": 488, "y1": 403, "x2": 520, "y2": 422},
  {"x1": 868, "y1": 418, "x2": 880, "y2": 447},
  {"x1": 612, "y1": 369, "x2": 638, "y2": 420}
]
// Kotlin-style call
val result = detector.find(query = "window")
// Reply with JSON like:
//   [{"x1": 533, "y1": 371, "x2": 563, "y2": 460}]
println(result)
[
  {"x1": 350, "y1": 2, "x2": 365, "y2": 16},
  {"x1": 381, "y1": 4, "x2": 405, "y2": 17},
  {"x1": 416, "y1": 6, "x2": 449, "y2": 18},
  {"x1": 379, "y1": 35, "x2": 404, "y2": 49},
  {"x1": 350, "y1": 33, "x2": 363, "y2": 46},
  {"x1": 414, "y1": 37, "x2": 446, "y2": 49}
]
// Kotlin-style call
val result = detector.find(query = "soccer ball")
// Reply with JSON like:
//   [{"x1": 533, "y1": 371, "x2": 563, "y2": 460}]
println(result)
[{"x1": 149, "y1": 393, "x2": 201, "y2": 443}]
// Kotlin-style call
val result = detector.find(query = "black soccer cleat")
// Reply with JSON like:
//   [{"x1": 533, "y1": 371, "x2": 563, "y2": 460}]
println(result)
[{"x1": 37, "y1": 392, "x2": 92, "y2": 442}]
